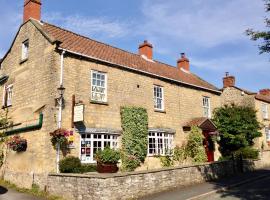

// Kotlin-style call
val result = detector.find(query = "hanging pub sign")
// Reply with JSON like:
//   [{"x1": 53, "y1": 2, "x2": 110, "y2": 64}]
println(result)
[{"x1": 74, "y1": 104, "x2": 84, "y2": 123}]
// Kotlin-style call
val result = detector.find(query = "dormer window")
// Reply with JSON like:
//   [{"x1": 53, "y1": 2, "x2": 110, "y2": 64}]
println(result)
[{"x1": 22, "y1": 40, "x2": 29, "y2": 60}]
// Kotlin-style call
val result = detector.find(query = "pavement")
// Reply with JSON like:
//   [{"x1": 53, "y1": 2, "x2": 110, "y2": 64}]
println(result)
[
  {"x1": 140, "y1": 168, "x2": 270, "y2": 200},
  {"x1": 0, "y1": 186, "x2": 43, "y2": 200}
]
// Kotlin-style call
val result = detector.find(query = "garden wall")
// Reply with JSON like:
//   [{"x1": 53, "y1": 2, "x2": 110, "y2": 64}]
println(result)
[{"x1": 47, "y1": 161, "x2": 238, "y2": 200}]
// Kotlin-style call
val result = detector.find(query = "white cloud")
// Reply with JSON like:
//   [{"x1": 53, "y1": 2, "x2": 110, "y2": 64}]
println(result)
[
  {"x1": 140, "y1": 0, "x2": 266, "y2": 48},
  {"x1": 192, "y1": 55, "x2": 269, "y2": 73},
  {"x1": 43, "y1": 12, "x2": 130, "y2": 39}
]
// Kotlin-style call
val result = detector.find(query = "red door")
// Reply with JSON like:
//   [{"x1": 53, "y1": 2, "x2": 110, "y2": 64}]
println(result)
[{"x1": 203, "y1": 131, "x2": 214, "y2": 162}]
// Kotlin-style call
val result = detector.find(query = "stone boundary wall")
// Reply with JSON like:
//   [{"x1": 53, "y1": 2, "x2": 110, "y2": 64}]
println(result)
[{"x1": 47, "y1": 161, "x2": 237, "y2": 200}]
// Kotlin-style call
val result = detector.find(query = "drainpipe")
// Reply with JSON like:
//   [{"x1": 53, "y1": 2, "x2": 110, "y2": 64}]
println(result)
[{"x1": 56, "y1": 50, "x2": 65, "y2": 173}]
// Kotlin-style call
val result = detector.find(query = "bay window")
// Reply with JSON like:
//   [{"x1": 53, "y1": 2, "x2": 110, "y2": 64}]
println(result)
[{"x1": 80, "y1": 133, "x2": 118, "y2": 163}]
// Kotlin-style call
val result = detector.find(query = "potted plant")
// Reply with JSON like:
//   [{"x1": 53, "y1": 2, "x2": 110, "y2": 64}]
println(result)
[
  {"x1": 7, "y1": 135, "x2": 27, "y2": 152},
  {"x1": 95, "y1": 147, "x2": 120, "y2": 173}
]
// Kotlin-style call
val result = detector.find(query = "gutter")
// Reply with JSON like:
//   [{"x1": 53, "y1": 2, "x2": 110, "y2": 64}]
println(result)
[
  {"x1": 58, "y1": 48, "x2": 221, "y2": 95},
  {"x1": 5, "y1": 113, "x2": 43, "y2": 136}
]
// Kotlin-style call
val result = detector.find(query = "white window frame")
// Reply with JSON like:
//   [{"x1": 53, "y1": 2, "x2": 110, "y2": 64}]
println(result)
[
  {"x1": 80, "y1": 133, "x2": 118, "y2": 164},
  {"x1": 148, "y1": 132, "x2": 173, "y2": 156},
  {"x1": 262, "y1": 103, "x2": 269, "y2": 119},
  {"x1": 154, "y1": 85, "x2": 164, "y2": 111},
  {"x1": 90, "y1": 70, "x2": 107, "y2": 103},
  {"x1": 203, "y1": 96, "x2": 211, "y2": 118},
  {"x1": 265, "y1": 127, "x2": 270, "y2": 142},
  {"x1": 2, "y1": 84, "x2": 13, "y2": 107},
  {"x1": 21, "y1": 40, "x2": 29, "y2": 60}
]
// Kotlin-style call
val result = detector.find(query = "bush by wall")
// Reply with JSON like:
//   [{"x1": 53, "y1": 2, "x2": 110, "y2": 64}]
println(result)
[
  {"x1": 120, "y1": 107, "x2": 148, "y2": 171},
  {"x1": 213, "y1": 104, "x2": 261, "y2": 157},
  {"x1": 59, "y1": 156, "x2": 97, "y2": 173}
]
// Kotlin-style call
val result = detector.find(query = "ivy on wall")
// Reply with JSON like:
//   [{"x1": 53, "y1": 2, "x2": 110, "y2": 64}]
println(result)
[{"x1": 120, "y1": 107, "x2": 148, "y2": 171}]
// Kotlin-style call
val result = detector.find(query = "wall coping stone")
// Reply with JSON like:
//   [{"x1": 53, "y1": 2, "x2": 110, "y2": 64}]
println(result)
[{"x1": 48, "y1": 160, "x2": 234, "y2": 179}]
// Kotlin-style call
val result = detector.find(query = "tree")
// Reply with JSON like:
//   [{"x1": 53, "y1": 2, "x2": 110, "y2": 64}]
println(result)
[
  {"x1": 213, "y1": 105, "x2": 261, "y2": 157},
  {"x1": 246, "y1": 0, "x2": 270, "y2": 54}
]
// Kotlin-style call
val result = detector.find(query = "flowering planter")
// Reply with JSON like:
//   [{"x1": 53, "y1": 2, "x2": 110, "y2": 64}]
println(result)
[
  {"x1": 97, "y1": 162, "x2": 119, "y2": 173},
  {"x1": 7, "y1": 136, "x2": 27, "y2": 152}
]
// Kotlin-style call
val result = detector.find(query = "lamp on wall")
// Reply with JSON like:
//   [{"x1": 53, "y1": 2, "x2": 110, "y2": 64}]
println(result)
[{"x1": 56, "y1": 84, "x2": 65, "y2": 108}]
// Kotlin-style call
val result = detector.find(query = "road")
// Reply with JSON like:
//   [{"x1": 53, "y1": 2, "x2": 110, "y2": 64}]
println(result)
[
  {"x1": 0, "y1": 186, "x2": 43, "y2": 200},
  {"x1": 141, "y1": 168, "x2": 270, "y2": 200}
]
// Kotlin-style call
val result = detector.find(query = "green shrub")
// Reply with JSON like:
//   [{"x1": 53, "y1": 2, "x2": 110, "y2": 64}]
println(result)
[
  {"x1": 218, "y1": 156, "x2": 231, "y2": 161},
  {"x1": 80, "y1": 164, "x2": 97, "y2": 173},
  {"x1": 173, "y1": 145, "x2": 186, "y2": 164},
  {"x1": 213, "y1": 104, "x2": 261, "y2": 157},
  {"x1": 59, "y1": 156, "x2": 81, "y2": 173},
  {"x1": 120, "y1": 107, "x2": 148, "y2": 171},
  {"x1": 234, "y1": 147, "x2": 259, "y2": 159},
  {"x1": 95, "y1": 147, "x2": 120, "y2": 164},
  {"x1": 59, "y1": 156, "x2": 97, "y2": 173},
  {"x1": 159, "y1": 155, "x2": 173, "y2": 167},
  {"x1": 121, "y1": 154, "x2": 141, "y2": 172},
  {"x1": 185, "y1": 126, "x2": 207, "y2": 163}
]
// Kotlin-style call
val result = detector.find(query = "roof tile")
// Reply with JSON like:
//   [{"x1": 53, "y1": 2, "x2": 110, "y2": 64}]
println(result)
[{"x1": 41, "y1": 22, "x2": 219, "y2": 92}]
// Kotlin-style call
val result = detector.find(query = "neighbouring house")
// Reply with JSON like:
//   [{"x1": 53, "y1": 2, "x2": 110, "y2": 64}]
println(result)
[
  {"x1": 0, "y1": 0, "x2": 222, "y2": 188},
  {"x1": 221, "y1": 73, "x2": 270, "y2": 150}
]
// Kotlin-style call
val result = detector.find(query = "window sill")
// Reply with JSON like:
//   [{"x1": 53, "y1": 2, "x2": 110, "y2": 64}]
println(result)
[
  {"x1": 90, "y1": 100, "x2": 109, "y2": 106},
  {"x1": 2, "y1": 105, "x2": 12, "y2": 109},
  {"x1": 19, "y1": 58, "x2": 28, "y2": 64},
  {"x1": 154, "y1": 109, "x2": 166, "y2": 113}
]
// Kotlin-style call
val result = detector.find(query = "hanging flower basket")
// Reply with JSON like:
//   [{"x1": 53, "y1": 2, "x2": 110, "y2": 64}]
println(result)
[
  {"x1": 49, "y1": 128, "x2": 69, "y2": 151},
  {"x1": 7, "y1": 136, "x2": 27, "y2": 152}
]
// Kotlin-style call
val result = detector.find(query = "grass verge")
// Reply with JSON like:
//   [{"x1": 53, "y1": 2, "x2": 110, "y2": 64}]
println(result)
[{"x1": 0, "y1": 179, "x2": 64, "y2": 200}]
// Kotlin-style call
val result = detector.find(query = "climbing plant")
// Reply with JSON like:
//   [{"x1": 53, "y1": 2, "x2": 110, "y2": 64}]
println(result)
[
  {"x1": 185, "y1": 126, "x2": 207, "y2": 163},
  {"x1": 120, "y1": 107, "x2": 148, "y2": 171}
]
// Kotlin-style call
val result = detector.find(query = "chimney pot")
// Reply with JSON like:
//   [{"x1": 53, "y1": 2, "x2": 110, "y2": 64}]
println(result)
[
  {"x1": 223, "y1": 73, "x2": 235, "y2": 88},
  {"x1": 177, "y1": 53, "x2": 190, "y2": 71},
  {"x1": 259, "y1": 89, "x2": 270, "y2": 96},
  {"x1": 139, "y1": 40, "x2": 153, "y2": 60},
  {"x1": 23, "y1": 0, "x2": 42, "y2": 23}
]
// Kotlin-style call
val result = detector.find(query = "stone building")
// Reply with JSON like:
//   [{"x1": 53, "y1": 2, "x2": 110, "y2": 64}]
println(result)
[
  {"x1": 221, "y1": 73, "x2": 270, "y2": 150},
  {"x1": 0, "y1": 0, "x2": 223, "y2": 188}
]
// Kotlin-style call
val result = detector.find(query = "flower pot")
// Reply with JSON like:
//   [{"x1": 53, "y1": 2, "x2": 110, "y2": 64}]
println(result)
[{"x1": 97, "y1": 162, "x2": 118, "y2": 173}]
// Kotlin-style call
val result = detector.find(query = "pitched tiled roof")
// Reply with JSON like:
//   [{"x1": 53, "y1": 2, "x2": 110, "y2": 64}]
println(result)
[
  {"x1": 38, "y1": 21, "x2": 220, "y2": 93},
  {"x1": 255, "y1": 94, "x2": 270, "y2": 103},
  {"x1": 184, "y1": 117, "x2": 209, "y2": 127}
]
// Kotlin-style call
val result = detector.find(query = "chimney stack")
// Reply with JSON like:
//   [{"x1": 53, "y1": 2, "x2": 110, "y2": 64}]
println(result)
[
  {"x1": 139, "y1": 40, "x2": 153, "y2": 60},
  {"x1": 177, "y1": 53, "x2": 190, "y2": 71},
  {"x1": 23, "y1": 0, "x2": 41, "y2": 23},
  {"x1": 223, "y1": 72, "x2": 235, "y2": 88},
  {"x1": 259, "y1": 89, "x2": 270, "y2": 96}
]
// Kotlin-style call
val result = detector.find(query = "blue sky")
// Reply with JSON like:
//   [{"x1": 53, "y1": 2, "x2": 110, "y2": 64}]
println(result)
[{"x1": 0, "y1": 0, "x2": 269, "y2": 91}]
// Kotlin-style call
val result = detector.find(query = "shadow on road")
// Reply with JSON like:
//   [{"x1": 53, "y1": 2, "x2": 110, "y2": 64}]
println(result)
[
  {"x1": 0, "y1": 186, "x2": 8, "y2": 195},
  {"x1": 208, "y1": 168, "x2": 270, "y2": 200}
]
